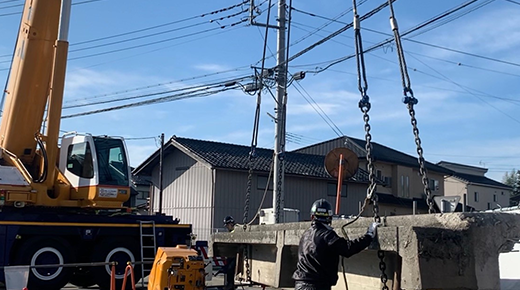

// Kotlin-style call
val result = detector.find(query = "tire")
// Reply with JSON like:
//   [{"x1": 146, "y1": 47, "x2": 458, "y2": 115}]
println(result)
[
  {"x1": 13, "y1": 237, "x2": 73, "y2": 290},
  {"x1": 91, "y1": 238, "x2": 142, "y2": 290}
]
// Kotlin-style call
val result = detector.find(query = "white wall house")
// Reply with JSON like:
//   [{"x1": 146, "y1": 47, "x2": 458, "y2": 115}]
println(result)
[{"x1": 437, "y1": 161, "x2": 511, "y2": 211}]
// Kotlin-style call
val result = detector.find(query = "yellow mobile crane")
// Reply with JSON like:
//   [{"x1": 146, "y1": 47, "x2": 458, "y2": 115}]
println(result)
[
  {"x1": 1, "y1": 0, "x2": 129, "y2": 209},
  {"x1": 0, "y1": 1, "x2": 192, "y2": 290}
]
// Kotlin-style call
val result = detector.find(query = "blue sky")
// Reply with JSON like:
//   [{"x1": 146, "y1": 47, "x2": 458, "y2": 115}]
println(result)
[{"x1": 0, "y1": 0, "x2": 519, "y2": 182}]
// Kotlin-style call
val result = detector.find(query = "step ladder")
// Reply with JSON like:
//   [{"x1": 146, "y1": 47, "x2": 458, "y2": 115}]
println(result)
[{"x1": 139, "y1": 220, "x2": 157, "y2": 288}]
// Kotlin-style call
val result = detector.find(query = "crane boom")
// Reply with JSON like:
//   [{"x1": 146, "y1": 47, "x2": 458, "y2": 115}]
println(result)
[{"x1": 0, "y1": 0, "x2": 131, "y2": 209}]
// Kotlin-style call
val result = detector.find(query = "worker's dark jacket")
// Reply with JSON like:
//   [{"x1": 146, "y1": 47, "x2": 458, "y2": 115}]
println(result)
[{"x1": 292, "y1": 221, "x2": 372, "y2": 290}]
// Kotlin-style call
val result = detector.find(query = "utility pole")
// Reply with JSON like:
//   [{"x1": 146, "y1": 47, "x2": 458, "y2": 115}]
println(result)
[
  {"x1": 249, "y1": 0, "x2": 287, "y2": 223},
  {"x1": 158, "y1": 133, "x2": 164, "y2": 214},
  {"x1": 273, "y1": 0, "x2": 287, "y2": 223}
]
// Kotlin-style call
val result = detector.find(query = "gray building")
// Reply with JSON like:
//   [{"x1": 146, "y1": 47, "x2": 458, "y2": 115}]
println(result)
[{"x1": 133, "y1": 136, "x2": 377, "y2": 242}]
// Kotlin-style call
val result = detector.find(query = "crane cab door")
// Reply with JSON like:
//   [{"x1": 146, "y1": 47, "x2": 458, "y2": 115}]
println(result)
[{"x1": 59, "y1": 134, "x2": 131, "y2": 208}]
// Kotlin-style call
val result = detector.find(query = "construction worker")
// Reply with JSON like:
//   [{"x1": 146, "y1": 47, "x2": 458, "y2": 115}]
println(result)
[
  {"x1": 223, "y1": 215, "x2": 236, "y2": 232},
  {"x1": 221, "y1": 216, "x2": 236, "y2": 290},
  {"x1": 292, "y1": 199, "x2": 380, "y2": 290}
]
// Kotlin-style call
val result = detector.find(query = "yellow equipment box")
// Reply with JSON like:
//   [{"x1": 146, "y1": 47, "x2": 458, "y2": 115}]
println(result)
[{"x1": 148, "y1": 245, "x2": 205, "y2": 290}]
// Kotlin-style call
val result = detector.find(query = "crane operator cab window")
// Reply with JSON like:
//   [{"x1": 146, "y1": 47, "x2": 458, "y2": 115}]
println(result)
[
  {"x1": 67, "y1": 142, "x2": 94, "y2": 179},
  {"x1": 93, "y1": 137, "x2": 129, "y2": 187}
]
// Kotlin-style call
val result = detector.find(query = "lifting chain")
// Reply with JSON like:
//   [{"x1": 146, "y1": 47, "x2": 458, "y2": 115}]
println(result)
[
  {"x1": 275, "y1": 153, "x2": 284, "y2": 223},
  {"x1": 243, "y1": 89, "x2": 260, "y2": 283},
  {"x1": 387, "y1": 0, "x2": 434, "y2": 214},
  {"x1": 242, "y1": 156, "x2": 253, "y2": 283},
  {"x1": 353, "y1": 1, "x2": 388, "y2": 289}
]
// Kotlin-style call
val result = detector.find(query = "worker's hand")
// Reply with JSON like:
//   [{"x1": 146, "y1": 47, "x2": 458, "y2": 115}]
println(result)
[{"x1": 366, "y1": 222, "x2": 381, "y2": 238}]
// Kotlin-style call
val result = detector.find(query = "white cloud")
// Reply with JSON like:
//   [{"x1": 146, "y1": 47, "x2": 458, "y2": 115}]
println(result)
[
  {"x1": 193, "y1": 63, "x2": 230, "y2": 72},
  {"x1": 423, "y1": 7, "x2": 520, "y2": 58}
]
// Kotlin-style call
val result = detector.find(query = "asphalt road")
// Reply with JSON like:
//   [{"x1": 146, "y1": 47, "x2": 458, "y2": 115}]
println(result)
[{"x1": 0, "y1": 274, "x2": 263, "y2": 290}]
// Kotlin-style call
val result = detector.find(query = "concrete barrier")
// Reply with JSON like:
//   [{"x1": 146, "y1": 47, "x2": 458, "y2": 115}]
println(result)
[{"x1": 210, "y1": 212, "x2": 520, "y2": 290}]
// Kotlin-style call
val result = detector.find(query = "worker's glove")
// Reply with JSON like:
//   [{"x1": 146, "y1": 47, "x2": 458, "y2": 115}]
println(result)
[{"x1": 366, "y1": 222, "x2": 381, "y2": 238}]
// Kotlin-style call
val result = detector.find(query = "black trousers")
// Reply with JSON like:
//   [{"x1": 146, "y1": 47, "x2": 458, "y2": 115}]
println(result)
[
  {"x1": 224, "y1": 257, "x2": 236, "y2": 290},
  {"x1": 295, "y1": 281, "x2": 331, "y2": 290}
]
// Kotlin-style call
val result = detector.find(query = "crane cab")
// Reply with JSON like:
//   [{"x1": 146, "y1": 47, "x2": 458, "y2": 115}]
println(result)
[{"x1": 59, "y1": 133, "x2": 131, "y2": 208}]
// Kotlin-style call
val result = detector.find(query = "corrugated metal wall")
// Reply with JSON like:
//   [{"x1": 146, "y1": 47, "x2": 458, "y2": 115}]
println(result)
[
  {"x1": 151, "y1": 150, "x2": 214, "y2": 242},
  {"x1": 213, "y1": 170, "x2": 371, "y2": 229}
]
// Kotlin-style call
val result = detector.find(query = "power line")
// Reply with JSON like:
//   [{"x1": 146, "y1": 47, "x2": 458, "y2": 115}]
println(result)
[
  {"x1": 0, "y1": 1, "x2": 249, "y2": 60},
  {"x1": 292, "y1": 80, "x2": 343, "y2": 137},
  {"x1": 287, "y1": 0, "x2": 394, "y2": 65},
  {"x1": 63, "y1": 75, "x2": 253, "y2": 109},
  {"x1": 61, "y1": 80, "x2": 247, "y2": 119},
  {"x1": 70, "y1": 6, "x2": 248, "y2": 51},
  {"x1": 407, "y1": 53, "x2": 520, "y2": 124},
  {"x1": 64, "y1": 67, "x2": 251, "y2": 104}
]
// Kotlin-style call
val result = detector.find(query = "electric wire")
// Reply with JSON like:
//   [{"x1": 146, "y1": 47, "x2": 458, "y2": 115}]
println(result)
[
  {"x1": 64, "y1": 67, "x2": 251, "y2": 105},
  {"x1": 69, "y1": 9, "x2": 248, "y2": 53},
  {"x1": 292, "y1": 81, "x2": 343, "y2": 137},
  {"x1": 286, "y1": 0, "x2": 395, "y2": 66},
  {"x1": 63, "y1": 75, "x2": 254, "y2": 109},
  {"x1": 64, "y1": 19, "x2": 249, "y2": 61},
  {"x1": 62, "y1": 86, "x2": 235, "y2": 119},
  {"x1": 408, "y1": 53, "x2": 520, "y2": 124}
]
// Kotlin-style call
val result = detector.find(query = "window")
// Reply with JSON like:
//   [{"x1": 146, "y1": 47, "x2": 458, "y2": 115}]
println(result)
[
  {"x1": 474, "y1": 192, "x2": 479, "y2": 202},
  {"x1": 93, "y1": 137, "x2": 129, "y2": 186},
  {"x1": 137, "y1": 190, "x2": 149, "y2": 199},
  {"x1": 67, "y1": 142, "x2": 94, "y2": 179},
  {"x1": 429, "y1": 179, "x2": 439, "y2": 191},
  {"x1": 327, "y1": 183, "x2": 347, "y2": 197},
  {"x1": 405, "y1": 176, "x2": 409, "y2": 198},
  {"x1": 493, "y1": 194, "x2": 497, "y2": 202},
  {"x1": 502, "y1": 191, "x2": 504, "y2": 195},
  {"x1": 376, "y1": 170, "x2": 382, "y2": 180},
  {"x1": 384, "y1": 176, "x2": 392, "y2": 186},
  {"x1": 257, "y1": 176, "x2": 273, "y2": 190},
  {"x1": 487, "y1": 202, "x2": 491, "y2": 210},
  {"x1": 400, "y1": 175, "x2": 409, "y2": 197}
]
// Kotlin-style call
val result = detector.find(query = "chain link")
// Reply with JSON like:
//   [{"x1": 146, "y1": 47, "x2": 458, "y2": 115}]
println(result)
[
  {"x1": 275, "y1": 154, "x2": 283, "y2": 223},
  {"x1": 353, "y1": 1, "x2": 388, "y2": 286},
  {"x1": 243, "y1": 157, "x2": 254, "y2": 282},
  {"x1": 388, "y1": 0, "x2": 434, "y2": 214},
  {"x1": 377, "y1": 251, "x2": 389, "y2": 290},
  {"x1": 406, "y1": 101, "x2": 434, "y2": 213}
]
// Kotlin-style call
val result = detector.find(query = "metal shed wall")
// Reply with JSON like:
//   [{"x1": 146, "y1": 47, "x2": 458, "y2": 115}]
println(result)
[
  {"x1": 151, "y1": 149, "x2": 214, "y2": 242},
  {"x1": 213, "y1": 170, "x2": 370, "y2": 230}
]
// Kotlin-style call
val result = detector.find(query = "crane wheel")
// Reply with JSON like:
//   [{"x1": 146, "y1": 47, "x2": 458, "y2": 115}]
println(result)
[
  {"x1": 13, "y1": 237, "x2": 74, "y2": 290},
  {"x1": 91, "y1": 237, "x2": 142, "y2": 290}
]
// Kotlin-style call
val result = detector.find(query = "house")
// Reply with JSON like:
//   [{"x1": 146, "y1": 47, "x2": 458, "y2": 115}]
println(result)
[
  {"x1": 293, "y1": 136, "x2": 453, "y2": 210},
  {"x1": 437, "y1": 161, "x2": 512, "y2": 211},
  {"x1": 132, "y1": 136, "x2": 377, "y2": 241},
  {"x1": 133, "y1": 135, "x2": 456, "y2": 241}
]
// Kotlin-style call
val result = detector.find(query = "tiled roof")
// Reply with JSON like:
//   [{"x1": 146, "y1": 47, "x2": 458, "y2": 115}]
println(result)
[
  {"x1": 172, "y1": 137, "x2": 372, "y2": 183},
  {"x1": 321, "y1": 136, "x2": 452, "y2": 175},
  {"x1": 450, "y1": 172, "x2": 511, "y2": 189}
]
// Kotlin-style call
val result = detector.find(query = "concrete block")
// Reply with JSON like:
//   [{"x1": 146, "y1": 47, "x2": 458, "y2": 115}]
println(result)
[{"x1": 211, "y1": 213, "x2": 520, "y2": 290}]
